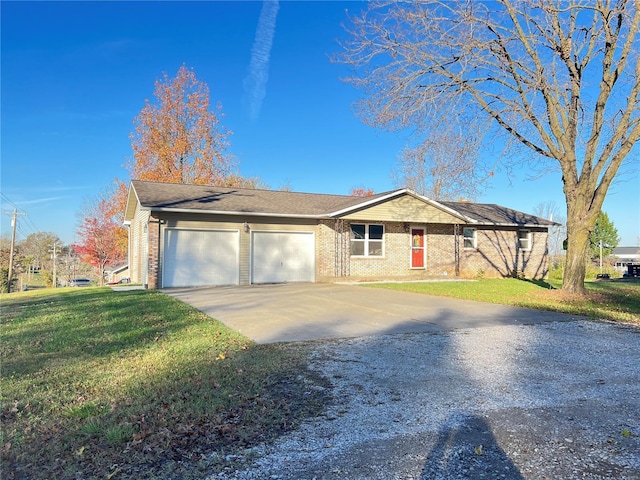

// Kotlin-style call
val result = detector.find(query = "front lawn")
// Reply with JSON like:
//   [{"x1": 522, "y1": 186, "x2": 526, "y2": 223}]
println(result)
[
  {"x1": 0, "y1": 288, "x2": 328, "y2": 479},
  {"x1": 370, "y1": 279, "x2": 640, "y2": 325}
]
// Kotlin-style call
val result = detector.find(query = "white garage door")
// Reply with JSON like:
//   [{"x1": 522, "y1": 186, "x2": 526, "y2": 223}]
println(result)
[
  {"x1": 251, "y1": 231, "x2": 315, "y2": 284},
  {"x1": 163, "y1": 229, "x2": 239, "y2": 288}
]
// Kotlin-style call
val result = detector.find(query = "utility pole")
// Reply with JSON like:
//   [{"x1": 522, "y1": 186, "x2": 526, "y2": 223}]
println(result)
[
  {"x1": 52, "y1": 242, "x2": 58, "y2": 288},
  {"x1": 4, "y1": 208, "x2": 26, "y2": 292},
  {"x1": 599, "y1": 240, "x2": 603, "y2": 274}
]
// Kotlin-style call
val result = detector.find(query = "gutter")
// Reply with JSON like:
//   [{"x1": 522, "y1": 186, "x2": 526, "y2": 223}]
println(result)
[{"x1": 142, "y1": 206, "x2": 327, "y2": 219}]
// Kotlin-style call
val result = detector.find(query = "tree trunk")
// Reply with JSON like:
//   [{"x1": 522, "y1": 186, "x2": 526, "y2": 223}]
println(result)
[
  {"x1": 562, "y1": 186, "x2": 601, "y2": 295},
  {"x1": 563, "y1": 221, "x2": 591, "y2": 295},
  {"x1": 99, "y1": 261, "x2": 107, "y2": 286}
]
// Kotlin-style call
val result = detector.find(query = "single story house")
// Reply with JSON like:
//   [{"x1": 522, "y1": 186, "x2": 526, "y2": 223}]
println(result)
[
  {"x1": 611, "y1": 246, "x2": 640, "y2": 275},
  {"x1": 105, "y1": 264, "x2": 129, "y2": 283},
  {"x1": 124, "y1": 180, "x2": 557, "y2": 289}
]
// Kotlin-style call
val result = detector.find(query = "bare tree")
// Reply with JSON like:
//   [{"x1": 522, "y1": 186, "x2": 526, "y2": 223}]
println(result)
[
  {"x1": 19, "y1": 232, "x2": 61, "y2": 273},
  {"x1": 393, "y1": 123, "x2": 487, "y2": 200},
  {"x1": 534, "y1": 201, "x2": 566, "y2": 257},
  {"x1": 338, "y1": 0, "x2": 640, "y2": 294}
]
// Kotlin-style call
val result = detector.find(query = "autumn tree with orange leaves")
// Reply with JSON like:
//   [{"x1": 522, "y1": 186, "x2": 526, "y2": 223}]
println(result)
[
  {"x1": 74, "y1": 196, "x2": 126, "y2": 285},
  {"x1": 350, "y1": 186, "x2": 375, "y2": 197},
  {"x1": 129, "y1": 65, "x2": 235, "y2": 184},
  {"x1": 80, "y1": 65, "x2": 263, "y2": 267}
]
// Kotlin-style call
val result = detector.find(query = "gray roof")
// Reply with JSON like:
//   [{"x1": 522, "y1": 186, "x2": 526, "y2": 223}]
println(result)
[
  {"x1": 128, "y1": 180, "x2": 388, "y2": 217},
  {"x1": 441, "y1": 201, "x2": 557, "y2": 227},
  {"x1": 126, "y1": 180, "x2": 555, "y2": 227},
  {"x1": 613, "y1": 246, "x2": 640, "y2": 256}
]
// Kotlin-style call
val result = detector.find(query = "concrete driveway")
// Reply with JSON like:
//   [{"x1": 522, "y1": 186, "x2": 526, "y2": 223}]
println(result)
[{"x1": 164, "y1": 283, "x2": 579, "y2": 343}]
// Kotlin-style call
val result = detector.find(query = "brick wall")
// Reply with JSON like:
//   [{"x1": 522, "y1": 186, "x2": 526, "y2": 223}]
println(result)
[
  {"x1": 318, "y1": 220, "x2": 549, "y2": 280},
  {"x1": 426, "y1": 224, "x2": 458, "y2": 276},
  {"x1": 134, "y1": 213, "x2": 550, "y2": 286},
  {"x1": 349, "y1": 222, "x2": 411, "y2": 278},
  {"x1": 317, "y1": 220, "x2": 338, "y2": 278},
  {"x1": 319, "y1": 220, "x2": 439, "y2": 280},
  {"x1": 460, "y1": 227, "x2": 549, "y2": 279},
  {"x1": 146, "y1": 215, "x2": 161, "y2": 289}
]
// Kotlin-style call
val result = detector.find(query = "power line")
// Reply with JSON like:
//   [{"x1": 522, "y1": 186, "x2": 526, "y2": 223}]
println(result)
[
  {"x1": 0, "y1": 193, "x2": 20, "y2": 210},
  {"x1": 16, "y1": 224, "x2": 29, "y2": 240},
  {"x1": 23, "y1": 218, "x2": 40, "y2": 237},
  {"x1": 0, "y1": 193, "x2": 41, "y2": 236}
]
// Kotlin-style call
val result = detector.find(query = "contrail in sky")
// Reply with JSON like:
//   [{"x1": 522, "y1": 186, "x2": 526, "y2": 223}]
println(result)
[{"x1": 243, "y1": 0, "x2": 279, "y2": 121}]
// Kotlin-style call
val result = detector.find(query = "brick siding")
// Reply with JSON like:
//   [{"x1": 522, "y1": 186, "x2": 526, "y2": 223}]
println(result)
[
  {"x1": 461, "y1": 227, "x2": 549, "y2": 279},
  {"x1": 426, "y1": 224, "x2": 458, "y2": 276},
  {"x1": 146, "y1": 215, "x2": 161, "y2": 289},
  {"x1": 317, "y1": 220, "x2": 549, "y2": 280},
  {"x1": 135, "y1": 215, "x2": 550, "y2": 287}
]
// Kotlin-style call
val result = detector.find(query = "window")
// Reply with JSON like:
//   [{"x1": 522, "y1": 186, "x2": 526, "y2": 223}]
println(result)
[
  {"x1": 350, "y1": 223, "x2": 384, "y2": 257},
  {"x1": 518, "y1": 230, "x2": 531, "y2": 250},
  {"x1": 463, "y1": 228, "x2": 477, "y2": 249}
]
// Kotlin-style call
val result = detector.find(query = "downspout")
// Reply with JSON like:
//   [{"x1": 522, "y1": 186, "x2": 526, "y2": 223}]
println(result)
[
  {"x1": 334, "y1": 219, "x2": 339, "y2": 278},
  {"x1": 155, "y1": 217, "x2": 164, "y2": 289},
  {"x1": 515, "y1": 230, "x2": 520, "y2": 278},
  {"x1": 454, "y1": 224, "x2": 460, "y2": 277},
  {"x1": 124, "y1": 221, "x2": 131, "y2": 282},
  {"x1": 143, "y1": 220, "x2": 149, "y2": 289},
  {"x1": 334, "y1": 218, "x2": 347, "y2": 278}
]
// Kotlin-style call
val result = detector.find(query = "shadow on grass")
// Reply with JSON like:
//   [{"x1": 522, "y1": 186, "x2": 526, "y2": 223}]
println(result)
[
  {"x1": 1, "y1": 289, "x2": 331, "y2": 480},
  {"x1": 3, "y1": 343, "x2": 330, "y2": 480},
  {"x1": 1, "y1": 289, "x2": 209, "y2": 376},
  {"x1": 586, "y1": 281, "x2": 640, "y2": 315},
  {"x1": 515, "y1": 277, "x2": 556, "y2": 289}
]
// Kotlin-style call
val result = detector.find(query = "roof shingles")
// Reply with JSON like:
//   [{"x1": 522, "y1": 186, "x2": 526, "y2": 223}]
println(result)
[
  {"x1": 441, "y1": 201, "x2": 555, "y2": 226},
  {"x1": 129, "y1": 180, "x2": 555, "y2": 227},
  {"x1": 132, "y1": 180, "x2": 384, "y2": 216}
]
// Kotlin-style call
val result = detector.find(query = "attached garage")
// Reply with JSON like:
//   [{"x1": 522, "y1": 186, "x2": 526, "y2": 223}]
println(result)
[
  {"x1": 163, "y1": 229, "x2": 239, "y2": 288},
  {"x1": 251, "y1": 231, "x2": 315, "y2": 284},
  {"x1": 126, "y1": 180, "x2": 556, "y2": 288}
]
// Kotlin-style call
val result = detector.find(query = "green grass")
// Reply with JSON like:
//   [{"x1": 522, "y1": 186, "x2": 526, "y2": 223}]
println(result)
[
  {"x1": 369, "y1": 278, "x2": 640, "y2": 325},
  {"x1": 4, "y1": 280, "x2": 637, "y2": 478},
  {"x1": 1, "y1": 287, "x2": 329, "y2": 480}
]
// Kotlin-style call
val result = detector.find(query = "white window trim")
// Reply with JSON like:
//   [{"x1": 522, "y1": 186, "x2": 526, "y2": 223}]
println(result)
[
  {"x1": 463, "y1": 227, "x2": 477, "y2": 250},
  {"x1": 350, "y1": 223, "x2": 385, "y2": 258},
  {"x1": 518, "y1": 229, "x2": 531, "y2": 251}
]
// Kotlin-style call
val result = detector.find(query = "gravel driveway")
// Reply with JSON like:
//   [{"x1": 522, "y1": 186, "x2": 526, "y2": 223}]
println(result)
[{"x1": 209, "y1": 320, "x2": 640, "y2": 480}]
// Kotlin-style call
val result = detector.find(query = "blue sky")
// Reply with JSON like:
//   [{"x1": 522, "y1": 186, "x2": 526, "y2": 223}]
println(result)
[{"x1": 2, "y1": 1, "x2": 638, "y2": 246}]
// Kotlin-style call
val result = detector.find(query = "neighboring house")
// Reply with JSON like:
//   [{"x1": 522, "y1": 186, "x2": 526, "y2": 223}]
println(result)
[
  {"x1": 124, "y1": 180, "x2": 557, "y2": 289},
  {"x1": 106, "y1": 264, "x2": 129, "y2": 283},
  {"x1": 611, "y1": 246, "x2": 640, "y2": 275}
]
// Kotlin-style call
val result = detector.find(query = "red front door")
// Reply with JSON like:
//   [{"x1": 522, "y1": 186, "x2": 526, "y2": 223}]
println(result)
[{"x1": 411, "y1": 228, "x2": 425, "y2": 268}]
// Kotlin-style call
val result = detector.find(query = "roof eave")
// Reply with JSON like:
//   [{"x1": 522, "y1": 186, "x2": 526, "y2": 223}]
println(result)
[
  {"x1": 124, "y1": 183, "x2": 142, "y2": 221},
  {"x1": 148, "y1": 206, "x2": 326, "y2": 219},
  {"x1": 472, "y1": 222, "x2": 554, "y2": 228}
]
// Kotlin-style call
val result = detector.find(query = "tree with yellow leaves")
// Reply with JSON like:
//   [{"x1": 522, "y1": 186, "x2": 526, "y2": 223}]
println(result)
[{"x1": 129, "y1": 64, "x2": 235, "y2": 185}]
